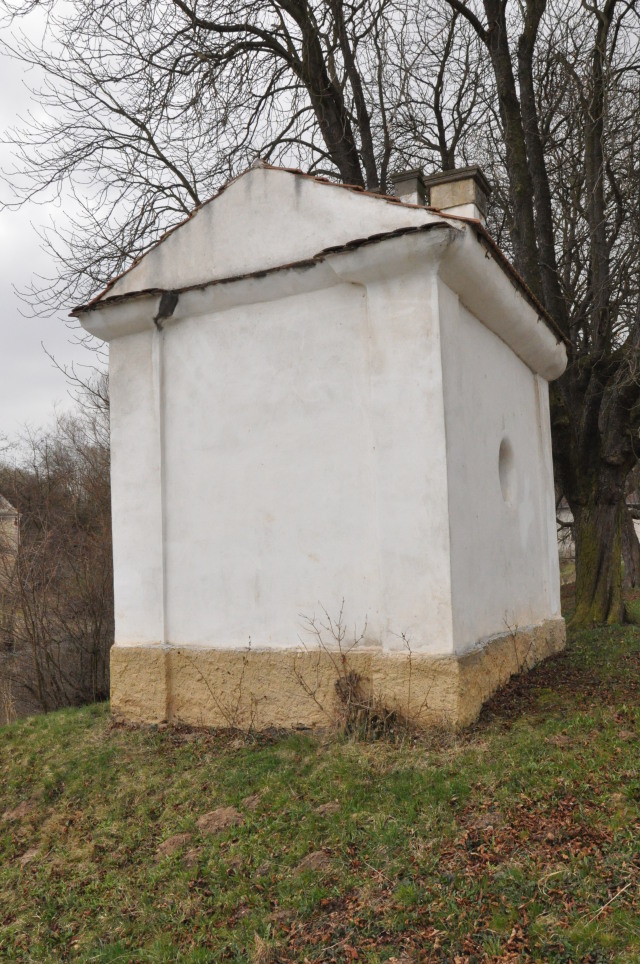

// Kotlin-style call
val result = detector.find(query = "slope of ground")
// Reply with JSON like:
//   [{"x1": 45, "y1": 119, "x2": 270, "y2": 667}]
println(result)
[{"x1": 1, "y1": 622, "x2": 639, "y2": 962}]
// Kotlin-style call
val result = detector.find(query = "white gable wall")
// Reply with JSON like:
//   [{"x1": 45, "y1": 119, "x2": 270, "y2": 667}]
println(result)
[
  {"x1": 438, "y1": 280, "x2": 561, "y2": 653},
  {"x1": 106, "y1": 168, "x2": 437, "y2": 298}
]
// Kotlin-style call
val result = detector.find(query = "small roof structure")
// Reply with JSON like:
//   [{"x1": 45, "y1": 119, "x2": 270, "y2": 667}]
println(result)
[{"x1": 71, "y1": 162, "x2": 567, "y2": 349}]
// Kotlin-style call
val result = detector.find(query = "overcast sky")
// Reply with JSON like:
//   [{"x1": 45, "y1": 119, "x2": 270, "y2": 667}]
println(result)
[{"x1": 0, "y1": 42, "x2": 96, "y2": 442}]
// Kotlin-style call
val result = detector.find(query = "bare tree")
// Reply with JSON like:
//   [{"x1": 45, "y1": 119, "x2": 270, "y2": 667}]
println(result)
[
  {"x1": 444, "y1": 0, "x2": 640, "y2": 625},
  {"x1": 0, "y1": 374, "x2": 113, "y2": 714},
  {"x1": 1, "y1": 1, "x2": 478, "y2": 310}
]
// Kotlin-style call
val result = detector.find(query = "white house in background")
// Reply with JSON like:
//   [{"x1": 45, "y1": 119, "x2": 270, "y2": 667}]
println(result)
[
  {"x1": 73, "y1": 163, "x2": 567, "y2": 730},
  {"x1": 0, "y1": 495, "x2": 19, "y2": 589},
  {"x1": 0, "y1": 495, "x2": 18, "y2": 553}
]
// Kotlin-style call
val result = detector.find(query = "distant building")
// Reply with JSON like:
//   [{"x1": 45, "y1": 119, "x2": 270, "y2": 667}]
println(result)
[
  {"x1": 74, "y1": 163, "x2": 567, "y2": 730},
  {"x1": 0, "y1": 494, "x2": 19, "y2": 586},
  {"x1": 0, "y1": 495, "x2": 18, "y2": 554},
  {"x1": 557, "y1": 499, "x2": 575, "y2": 560}
]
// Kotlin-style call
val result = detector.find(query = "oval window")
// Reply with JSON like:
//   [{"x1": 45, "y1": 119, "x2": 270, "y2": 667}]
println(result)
[{"x1": 499, "y1": 437, "x2": 516, "y2": 505}]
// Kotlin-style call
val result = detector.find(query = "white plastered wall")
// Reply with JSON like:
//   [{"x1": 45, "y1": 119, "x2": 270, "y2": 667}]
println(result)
[
  {"x1": 438, "y1": 279, "x2": 561, "y2": 654},
  {"x1": 109, "y1": 329, "x2": 165, "y2": 644},
  {"x1": 91, "y1": 173, "x2": 565, "y2": 663},
  {"x1": 107, "y1": 259, "x2": 456, "y2": 656}
]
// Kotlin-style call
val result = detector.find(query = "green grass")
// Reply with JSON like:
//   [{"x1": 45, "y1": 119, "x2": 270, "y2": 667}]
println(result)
[{"x1": 1, "y1": 623, "x2": 640, "y2": 962}]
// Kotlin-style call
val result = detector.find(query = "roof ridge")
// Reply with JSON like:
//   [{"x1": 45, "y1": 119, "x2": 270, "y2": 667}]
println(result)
[{"x1": 70, "y1": 162, "x2": 567, "y2": 348}]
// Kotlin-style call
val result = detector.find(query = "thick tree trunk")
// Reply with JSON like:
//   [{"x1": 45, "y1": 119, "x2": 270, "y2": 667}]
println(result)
[
  {"x1": 482, "y1": 0, "x2": 542, "y2": 296},
  {"x1": 622, "y1": 505, "x2": 640, "y2": 589},
  {"x1": 572, "y1": 500, "x2": 624, "y2": 627},
  {"x1": 517, "y1": 0, "x2": 569, "y2": 333}
]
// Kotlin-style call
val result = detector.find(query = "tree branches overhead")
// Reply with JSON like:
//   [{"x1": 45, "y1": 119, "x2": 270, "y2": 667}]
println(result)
[{"x1": 1, "y1": 0, "x2": 483, "y2": 309}]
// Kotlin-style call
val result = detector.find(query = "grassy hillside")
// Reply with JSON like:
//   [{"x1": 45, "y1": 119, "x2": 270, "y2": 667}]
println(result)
[{"x1": 1, "y1": 623, "x2": 640, "y2": 962}]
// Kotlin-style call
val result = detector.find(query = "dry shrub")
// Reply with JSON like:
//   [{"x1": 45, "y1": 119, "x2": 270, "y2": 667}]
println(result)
[
  {"x1": 0, "y1": 373, "x2": 113, "y2": 715},
  {"x1": 334, "y1": 667, "x2": 406, "y2": 741},
  {"x1": 295, "y1": 600, "x2": 420, "y2": 742}
]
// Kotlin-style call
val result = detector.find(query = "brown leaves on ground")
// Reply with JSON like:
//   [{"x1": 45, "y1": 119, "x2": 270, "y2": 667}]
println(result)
[
  {"x1": 273, "y1": 784, "x2": 625, "y2": 961},
  {"x1": 196, "y1": 806, "x2": 243, "y2": 834},
  {"x1": 444, "y1": 793, "x2": 613, "y2": 877},
  {"x1": 18, "y1": 847, "x2": 39, "y2": 868},
  {"x1": 478, "y1": 636, "x2": 640, "y2": 730}
]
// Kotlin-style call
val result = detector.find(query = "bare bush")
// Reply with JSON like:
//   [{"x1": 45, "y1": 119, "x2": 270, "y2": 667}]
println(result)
[
  {"x1": 295, "y1": 601, "x2": 421, "y2": 741},
  {"x1": 0, "y1": 374, "x2": 113, "y2": 715},
  {"x1": 178, "y1": 638, "x2": 264, "y2": 735}
]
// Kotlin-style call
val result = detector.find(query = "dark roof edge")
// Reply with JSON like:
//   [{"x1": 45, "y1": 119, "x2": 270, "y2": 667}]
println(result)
[
  {"x1": 471, "y1": 219, "x2": 569, "y2": 347},
  {"x1": 78, "y1": 162, "x2": 420, "y2": 310},
  {"x1": 71, "y1": 217, "x2": 567, "y2": 350},
  {"x1": 72, "y1": 163, "x2": 568, "y2": 348},
  {"x1": 71, "y1": 222, "x2": 453, "y2": 316}
]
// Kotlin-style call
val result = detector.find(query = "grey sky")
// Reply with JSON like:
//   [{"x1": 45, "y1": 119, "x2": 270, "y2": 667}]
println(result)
[{"x1": 0, "y1": 43, "x2": 98, "y2": 441}]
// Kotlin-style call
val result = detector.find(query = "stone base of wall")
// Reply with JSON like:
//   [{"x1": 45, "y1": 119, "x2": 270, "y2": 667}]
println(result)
[{"x1": 110, "y1": 617, "x2": 566, "y2": 731}]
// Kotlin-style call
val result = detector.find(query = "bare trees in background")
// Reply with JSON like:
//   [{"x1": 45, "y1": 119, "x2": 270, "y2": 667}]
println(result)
[
  {"x1": 1, "y1": 0, "x2": 482, "y2": 312},
  {"x1": 0, "y1": 377, "x2": 112, "y2": 718},
  {"x1": 445, "y1": 0, "x2": 640, "y2": 625},
  {"x1": 2, "y1": 0, "x2": 640, "y2": 626}
]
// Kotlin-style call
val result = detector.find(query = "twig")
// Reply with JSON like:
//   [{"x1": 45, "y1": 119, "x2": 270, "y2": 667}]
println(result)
[
  {"x1": 362, "y1": 858, "x2": 394, "y2": 885},
  {"x1": 584, "y1": 881, "x2": 632, "y2": 923}
]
